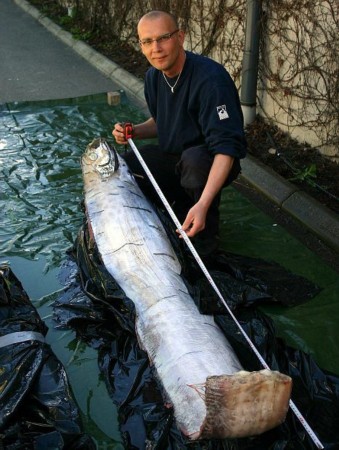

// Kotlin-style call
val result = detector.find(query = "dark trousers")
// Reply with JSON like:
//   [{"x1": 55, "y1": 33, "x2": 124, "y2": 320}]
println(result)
[{"x1": 123, "y1": 144, "x2": 241, "y2": 237}]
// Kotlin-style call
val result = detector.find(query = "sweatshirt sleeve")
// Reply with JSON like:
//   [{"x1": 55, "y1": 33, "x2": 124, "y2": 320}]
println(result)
[{"x1": 197, "y1": 70, "x2": 247, "y2": 159}]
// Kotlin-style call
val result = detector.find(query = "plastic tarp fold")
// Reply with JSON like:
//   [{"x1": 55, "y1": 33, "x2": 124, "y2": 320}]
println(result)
[{"x1": 0, "y1": 264, "x2": 96, "y2": 449}]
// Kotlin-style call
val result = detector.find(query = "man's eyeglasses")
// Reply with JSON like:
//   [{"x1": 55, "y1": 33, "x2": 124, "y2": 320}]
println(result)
[{"x1": 139, "y1": 30, "x2": 179, "y2": 47}]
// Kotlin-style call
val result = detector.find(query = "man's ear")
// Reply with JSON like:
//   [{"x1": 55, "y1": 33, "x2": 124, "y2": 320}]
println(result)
[{"x1": 178, "y1": 30, "x2": 185, "y2": 45}]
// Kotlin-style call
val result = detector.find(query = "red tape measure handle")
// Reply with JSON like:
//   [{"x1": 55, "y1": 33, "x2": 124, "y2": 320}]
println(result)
[{"x1": 123, "y1": 122, "x2": 133, "y2": 140}]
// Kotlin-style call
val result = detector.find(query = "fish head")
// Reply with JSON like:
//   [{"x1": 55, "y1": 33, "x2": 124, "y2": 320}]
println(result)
[{"x1": 82, "y1": 138, "x2": 119, "y2": 180}]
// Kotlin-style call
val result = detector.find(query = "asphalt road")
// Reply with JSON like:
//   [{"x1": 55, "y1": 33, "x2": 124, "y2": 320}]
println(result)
[{"x1": 0, "y1": 0, "x2": 119, "y2": 102}]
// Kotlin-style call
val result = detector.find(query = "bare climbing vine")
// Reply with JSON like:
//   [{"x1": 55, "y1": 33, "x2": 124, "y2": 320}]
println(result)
[{"x1": 259, "y1": 0, "x2": 338, "y2": 157}]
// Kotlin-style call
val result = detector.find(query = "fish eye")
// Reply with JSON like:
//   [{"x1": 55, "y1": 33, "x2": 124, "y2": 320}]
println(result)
[{"x1": 88, "y1": 152, "x2": 98, "y2": 161}]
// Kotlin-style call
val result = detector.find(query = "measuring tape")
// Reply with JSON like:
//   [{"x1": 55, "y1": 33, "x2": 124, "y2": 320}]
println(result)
[{"x1": 122, "y1": 125, "x2": 324, "y2": 449}]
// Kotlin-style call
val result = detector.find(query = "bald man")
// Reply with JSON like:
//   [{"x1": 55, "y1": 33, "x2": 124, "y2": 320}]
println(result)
[{"x1": 113, "y1": 11, "x2": 246, "y2": 257}]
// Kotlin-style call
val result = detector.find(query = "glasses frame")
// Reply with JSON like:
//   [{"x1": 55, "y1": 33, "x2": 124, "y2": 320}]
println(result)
[{"x1": 139, "y1": 29, "x2": 180, "y2": 47}]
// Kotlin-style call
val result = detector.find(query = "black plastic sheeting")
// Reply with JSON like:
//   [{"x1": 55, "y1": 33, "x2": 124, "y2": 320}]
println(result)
[
  {"x1": 52, "y1": 206, "x2": 339, "y2": 450},
  {"x1": 0, "y1": 264, "x2": 96, "y2": 450}
]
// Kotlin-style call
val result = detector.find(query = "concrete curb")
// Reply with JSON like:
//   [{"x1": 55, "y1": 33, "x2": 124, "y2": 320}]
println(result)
[
  {"x1": 14, "y1": 0, "x2": 339, "y2": 253},
  {"x1": 240, "y1": 157, "x2": 339, "y2": 251}
]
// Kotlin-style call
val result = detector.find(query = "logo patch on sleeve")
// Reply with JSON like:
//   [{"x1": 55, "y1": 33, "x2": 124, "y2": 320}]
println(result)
[{"x1": 217, "y1": 105, "x2": 229, "y2": 120}]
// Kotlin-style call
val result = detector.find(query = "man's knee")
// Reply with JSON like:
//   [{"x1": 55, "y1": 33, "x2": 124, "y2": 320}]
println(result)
[
  {"x1": 177, "y1": 145, "x2": 213, "y2": 189},
  {"x1": 177, "y1": 144, "x2": 241, "y2": 189}
]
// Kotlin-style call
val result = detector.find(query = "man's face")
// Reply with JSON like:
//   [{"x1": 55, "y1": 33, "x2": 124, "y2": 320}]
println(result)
[{"x1": 138, "y1": 16, "x2": 185, "y2": 74}]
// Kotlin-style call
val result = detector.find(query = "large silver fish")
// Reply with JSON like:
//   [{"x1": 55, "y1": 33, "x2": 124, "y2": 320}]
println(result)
[{"x1": 81, "y1": 138, "x2": 292, "y2": 440}]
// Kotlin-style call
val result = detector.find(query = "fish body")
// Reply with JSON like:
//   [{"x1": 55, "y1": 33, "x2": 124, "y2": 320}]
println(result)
[{"x1": 81, "y1": 138, "x2": 292, "y2": 439}]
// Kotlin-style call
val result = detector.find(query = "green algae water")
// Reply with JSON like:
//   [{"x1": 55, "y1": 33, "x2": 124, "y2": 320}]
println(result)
[{"x1": 1, "y1": 93, "x2": 338, "y2": 448}]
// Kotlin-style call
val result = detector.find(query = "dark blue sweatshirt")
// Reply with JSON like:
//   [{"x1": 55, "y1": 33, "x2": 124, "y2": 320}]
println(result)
[{"x1": 144, "y1": 51, "x2": 247, "y2": 159}]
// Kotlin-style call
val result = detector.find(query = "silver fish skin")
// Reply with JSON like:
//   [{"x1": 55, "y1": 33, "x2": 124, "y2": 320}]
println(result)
[{"x1": 81, "y1": 138, "x2": 292, "y2": 439}]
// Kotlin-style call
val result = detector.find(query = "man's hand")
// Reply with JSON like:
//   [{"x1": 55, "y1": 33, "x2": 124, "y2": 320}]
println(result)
[
  {"x1": 176, "y1": 154, "x2": 235, "y2": 239},
  {"x1": 112, "y1": 122, "x2": 128, "y2": 145},
  {"x1": 112, "y1": 118, "x2": 158, "y2": 145},
  {"x1": 178, "y1": 202, "x2": 208, "y2": 238}
]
